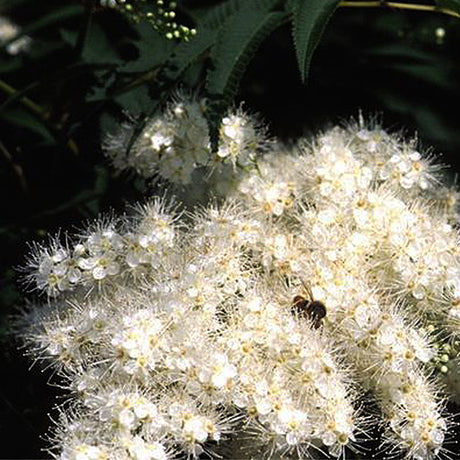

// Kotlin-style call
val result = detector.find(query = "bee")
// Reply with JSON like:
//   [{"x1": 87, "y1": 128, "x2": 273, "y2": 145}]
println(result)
[{"x1": 292, "y1": 283, "x2": 326, "y2": 329}]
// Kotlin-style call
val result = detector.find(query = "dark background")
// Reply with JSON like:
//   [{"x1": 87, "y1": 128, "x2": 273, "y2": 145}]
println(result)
[{"x1": 1, "y1": 1, "x2": 459, "y2": 457}]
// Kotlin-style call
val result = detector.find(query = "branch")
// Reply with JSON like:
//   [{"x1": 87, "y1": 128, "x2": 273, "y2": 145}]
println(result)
[
  {"x1": 0, "y1": 79, "x2": 49, "y2": 119},
  {"x1": 339, "y1": 1, "x2": 460, "y2": 19},
  {"x1": 0, "y1": 79, "x2": 79, "y2": 155}
]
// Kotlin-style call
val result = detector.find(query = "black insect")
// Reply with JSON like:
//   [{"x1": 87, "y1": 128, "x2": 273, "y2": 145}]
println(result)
[{"x1": 291, "y1": 284, "x2": 326, "y2": 329}]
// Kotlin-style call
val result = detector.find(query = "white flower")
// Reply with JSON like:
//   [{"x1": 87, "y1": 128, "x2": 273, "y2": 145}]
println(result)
[
  {"x1": 21, "y1": 114, "x2": 458, "y2": 460},
  {"x1": 210, "y1": 353, "x2": 237, "y2": 388},
  {"x1": 62, "y1": 443, "x2": 109, "y2": 460},
  {"x1": 126, "y1": 437, "x2": 168, "y2": 460},
  {"x1": 0, "y1": 17, "x2": 31, "y2": 55}
]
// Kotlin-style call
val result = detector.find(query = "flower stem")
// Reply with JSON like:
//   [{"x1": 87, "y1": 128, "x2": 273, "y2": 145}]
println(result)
[
  {"x1": 339, "y1": 1, "x2": 460, "y2": 19},
  {"x1": 0, "y1": 79, "x2": 49, "y2": 119}
]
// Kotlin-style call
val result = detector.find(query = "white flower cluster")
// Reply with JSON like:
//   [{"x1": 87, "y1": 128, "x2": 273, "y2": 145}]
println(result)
[
  {"x1": 0, "y1": 16, "x2": 31, "y2": 55},
  {"x1": 25, "y1": 200, "x2": 178, "y2": 296},
  {"x1": 103, "y1": 93, "x2": 268, "y2": 187},
  {"x1": 20, "y1": 113, "x2": 460, "y2": 460}
]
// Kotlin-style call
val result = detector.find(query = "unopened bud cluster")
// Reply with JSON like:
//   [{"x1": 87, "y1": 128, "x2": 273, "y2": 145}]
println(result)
[
  {"x1": 109, "y1": 0, "x2": 196, "y2": 41},
  {"x1": 19, "y1": 101, "x2": 460, "y2": 460}
]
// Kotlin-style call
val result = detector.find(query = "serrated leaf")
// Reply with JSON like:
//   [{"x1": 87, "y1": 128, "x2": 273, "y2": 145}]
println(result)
[
  {"x1": 130, "y1": 0, "x2": 285, "y2": 155},
  {"x1": 205, "y1": 9, "x2": 287, "y2": 149},
  {"x1": 201, "y1": 0, "x2": 281, "y2": 29},
  {"x1": 290, "y1": 0, "x2": 340, "y2": 83},
  {"x1": 163, "y1": 28, "x2": 218, "y2": 82},
  {"x1": 201, "y1": 0, "x2": 245, "y2": 29},
  {"x1": 165, "y1": 1, "x2": 283, "y2": 81},
  {"x1": 435, "y1": 0, "x2": 460, "y2": 15},
  {"x1": 206, "y1": 9, "x2": 287, "y2": 97},
  {"x1": 156, "y1": 1, "x2": 263, "y2": 86},
  {"x1": 161, "y1": 0, "x2": 283, "y2": 108}
]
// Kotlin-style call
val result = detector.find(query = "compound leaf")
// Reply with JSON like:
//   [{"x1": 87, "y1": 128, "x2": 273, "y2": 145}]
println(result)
[
  {"x1": 206, "y1": 8, "x2": 288, "y2": 149},
  {"x1": 290, "y1": 0, "x2": 340, "y2": 83}
]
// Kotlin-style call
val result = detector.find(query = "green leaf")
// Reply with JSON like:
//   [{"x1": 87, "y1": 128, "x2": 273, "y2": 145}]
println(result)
[
  {"x1": 0, "y1": 108, "x2": 55, "y2": 144},
  {"x1": 200, "y1": 0, "x2": 281, "y2": 29},
  {"x1": 81, "y1": 23, "x2": 123, "y2": 65},
  {"x1": 120, "y1": 23, "x2": 174, "y2": 73},
  {"x1": 158, "y1": 1, "x2": 283, "y2": 88},
  {"x1": 158, "y1": 0, "x2": 255, "y2": 84},
  {"x1": 163, "y1": 28, "x2": 218, "y2": 82},
  {"x1": 362, "y1": 44, "x2": 433, "y2": 63},
  {"x1": 290, "y1": 0, "x2": 340, "y2": 83},
  {"x1": 207, "y1": 9, "x2": 287, "y2": 98},
  {"x1": 129, "y1": 1, "x2": 285, "y2": 155},
  {"x1": 114, "y1": 85, "x2": 152, "y2": 114},
  {"x1": 435, "y1": 0, "x2": 460, "y2": 15},
  {"x1": 206, "y1": 9, "x2": 288, "y2": 148},
  {"x1": 384, "y1": 62, "x2": 452, "y2": 90},
  {"x1": 201, "y1": 0, "x2": 245, "y2": 29}
]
